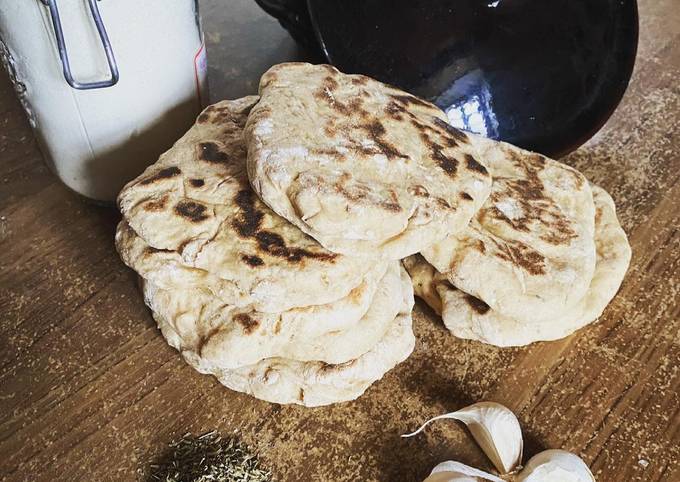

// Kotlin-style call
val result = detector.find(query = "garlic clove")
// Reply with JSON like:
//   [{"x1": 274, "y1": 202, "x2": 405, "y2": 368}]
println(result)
[
  {"x1": 516, "y1": 449, "x2": 596, "y2": 482},
  {"x1": 424, "y1": 474, "x2": 478, "y2": 482},
  {"x1": 448, "y1": 402, "x2": 523, "y2": 474},
  {"x1": 423, "y1": 461, "x2": 506, "y2": 482},
  {"x1": 404, "y1": 402, "x2": 523, "y2": 474}
]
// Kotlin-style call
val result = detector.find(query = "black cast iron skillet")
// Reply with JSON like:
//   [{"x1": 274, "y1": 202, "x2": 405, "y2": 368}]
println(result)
[{"x1": 254, "y1": 0, "x2": 638, "y2": 157}]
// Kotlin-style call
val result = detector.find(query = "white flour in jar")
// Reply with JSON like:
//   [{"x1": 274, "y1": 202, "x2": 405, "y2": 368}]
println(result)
[{"x1": 0, "y1": 0, "x2": 208, "y2": 202}]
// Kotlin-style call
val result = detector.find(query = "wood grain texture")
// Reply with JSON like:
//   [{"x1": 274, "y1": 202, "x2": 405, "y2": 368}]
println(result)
[{"x1": 1, "y1": 0, "x2": 678, "y2": 480}]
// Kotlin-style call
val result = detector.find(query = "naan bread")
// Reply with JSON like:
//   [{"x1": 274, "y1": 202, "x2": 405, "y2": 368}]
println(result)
[
  {"x1": 406, "y1": 185, "x2": 631, "y2": 346},
  {"x1": 116, "y1": 97, "x2": 377, "y2": 313},
  {"x1": 141, "y1": 262, "x2": 401, "y2": 368},
  {"x1": 245, "y1": 63, "x2": 492, "y2": 259},
  {"x1": 422, "y1": 138, "x2": 596, "y2": 323},
  {"x1": 151, "y1": 265, "x2": 416, "y2": 406}
]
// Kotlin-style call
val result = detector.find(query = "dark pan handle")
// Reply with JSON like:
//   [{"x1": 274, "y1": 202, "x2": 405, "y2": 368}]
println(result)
[{"x1": 253, "y1": 0, "x2": 318, "y2": 50}]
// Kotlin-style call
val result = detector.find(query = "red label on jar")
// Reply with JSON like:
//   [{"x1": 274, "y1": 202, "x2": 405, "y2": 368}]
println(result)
[{"x1": 194, "y1": 41, "x2": 208, "y2": 108}]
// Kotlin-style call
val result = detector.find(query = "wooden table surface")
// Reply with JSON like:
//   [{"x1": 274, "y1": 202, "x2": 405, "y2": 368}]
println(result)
[{"x1": 1, "y1": 1, "x2": 678, "y2": 481}]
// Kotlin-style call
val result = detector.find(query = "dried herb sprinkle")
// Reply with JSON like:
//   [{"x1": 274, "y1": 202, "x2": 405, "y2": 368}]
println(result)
[{"x1": 148, "y1": 431, "x2": 272, "y2": 482}]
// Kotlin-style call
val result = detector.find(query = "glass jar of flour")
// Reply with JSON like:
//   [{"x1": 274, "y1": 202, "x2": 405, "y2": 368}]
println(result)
[{"x1": 0, "y1": 0, "x2": 208, "y2": 202}]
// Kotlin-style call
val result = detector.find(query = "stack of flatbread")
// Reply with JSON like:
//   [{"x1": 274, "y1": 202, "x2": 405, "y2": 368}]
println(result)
[
  {"x1": 115, "y1": 96, "x2": 418, "y2": 407},
  {"x1": 115, "y1": 63, "x2": 630, "y2": 406},
  {"x1": 404, "y1": 135, "x2": 632, "y2": 346}
]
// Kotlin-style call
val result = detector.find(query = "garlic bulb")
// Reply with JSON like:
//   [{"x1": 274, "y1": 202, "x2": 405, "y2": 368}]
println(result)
[
  {"x1": 407, "y1": 402, "x2": 597, "y2": 482},
  {"x1": 403, "y1": 402, "x2": 523, "y2": 474},
  {"x1": 517, "y1": 450, "x2": 596, "y2": 482}
]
